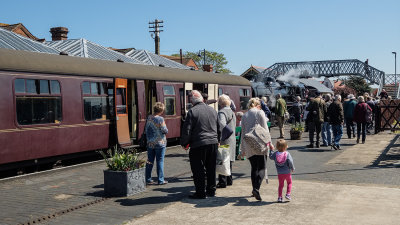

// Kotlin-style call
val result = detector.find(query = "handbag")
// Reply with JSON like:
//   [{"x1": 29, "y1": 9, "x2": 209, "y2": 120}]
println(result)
[
  {"x1": 220, "y1": 112, "x2": 234, "y2": 142},
  {"x1": 216, "y1": 145, "x2": 231, "y2": 176},
  {"x1": 244, "y1": 112, "x2": 271, "y2": 153},
  {"x1": 138, "y1": 117, "x2": 149, "y2": 148}
]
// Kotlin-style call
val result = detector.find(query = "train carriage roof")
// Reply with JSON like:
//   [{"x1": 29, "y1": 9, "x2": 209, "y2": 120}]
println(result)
[{"x1": 0, "y1": 48, "x2": 250, "y2": 86}]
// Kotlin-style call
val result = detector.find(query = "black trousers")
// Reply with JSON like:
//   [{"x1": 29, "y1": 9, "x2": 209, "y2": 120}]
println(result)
[
  {"x1": 218, "y1": 161, "x2": 233, "y2": 186},
  {"x1": 248, "y1": 155, "x2": 266, "y2": 191},
  {"x1": 189, "y1": 144, "x2": 217, "y2": 196},
  {"x1": 308, "y1": 121, "x2": 322, "y2": 144},
  {"x1": 345, "y1": 119, "x2": 355, "y2": 138}
]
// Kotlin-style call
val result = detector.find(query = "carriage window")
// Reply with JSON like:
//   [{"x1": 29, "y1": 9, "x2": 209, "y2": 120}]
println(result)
[
  {"x1": 39, "y1": 80, "x2": 49, "y2": 94},
  {"x1": 239, "y1": 88, "x2": 251, "y2": 110},
  {"x1": 14, "y1": 79, "x2": 62, "y2": 125},
  {"x1": 82, "y1": 81, "x2": 91, "y2": 94},
  {"x1": 26, "y1": 79, "x2": 37, "y2": 94},
  {"x1": 163, "y1": 85, "x2": 176, "y2": 116},
  {"x1": 164, "y1": 97, "x2": 176, "y2": 115},
  {"x1": 82, "y1": 82, "x2": 114, "y2": 121},
  {"x1": 15, "y1": 79, "x2": 25, "y2": 93},
  {"x1": 218, "y1": 88, "x2": 223, "y2": 96},
  {"x1": 50, "y1": 80, "x2": 61, "y2": 94},
  {"x1": 163, "y1": 85, "x2": 175, "y2": 95}
]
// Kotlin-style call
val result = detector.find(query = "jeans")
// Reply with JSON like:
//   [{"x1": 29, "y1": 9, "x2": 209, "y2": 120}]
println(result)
[
  {"x1": 322, "y1": 122, "x2": 332, "y2": 145},
  {"x1": 357, "y1": 122, "x2": 367, "y2": 142},
  {"x1": 345, "y1": 118, "x2": 355, "y2": 138},
  {"x1": 331, "y1": 124, "x2": 343, "y2": 147},
  {"x1": 146, "y1": 146, "x2": 166, "y2": 184}
]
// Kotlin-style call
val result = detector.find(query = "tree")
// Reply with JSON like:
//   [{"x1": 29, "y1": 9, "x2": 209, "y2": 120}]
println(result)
[
  {"x1": 172, "y1": 50, "x2": 232, "y2": 74},
  {"x1": 344, "y1": 76, "x2": 372, "y2": 97}
]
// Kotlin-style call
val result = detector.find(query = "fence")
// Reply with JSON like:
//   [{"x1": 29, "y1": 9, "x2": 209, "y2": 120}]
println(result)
[{"x1": 375, "y1": 99, "x2": 400, "y2": 133}]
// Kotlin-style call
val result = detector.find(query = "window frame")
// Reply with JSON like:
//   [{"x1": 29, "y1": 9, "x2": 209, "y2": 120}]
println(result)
[
  {"x1": 13, "y1": 77, "x2": 63, "y2": 127},
  {"x1": 239, "y1": 88, "x2": 251, "y2": 110},
  {"x1": 81, "y1": 81, "x2": 113, "y2": 123},
  {"x1": 162, "y1": 85, "x2": 176, "y2": 116}
]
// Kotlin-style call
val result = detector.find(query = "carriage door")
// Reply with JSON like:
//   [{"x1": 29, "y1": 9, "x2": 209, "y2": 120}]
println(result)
[
  {"x1": 136, "y1": 80, "x2": 146, "y2": 141},
  {"x1": 156, "y1": 82, "x2": 183, "y2": 138},
  {"x1": 208, "y1": 84, "x2": 218, "y2": 110},
  {"x1": 115, "y1": 78, "x2": 131, "y2": 146}
]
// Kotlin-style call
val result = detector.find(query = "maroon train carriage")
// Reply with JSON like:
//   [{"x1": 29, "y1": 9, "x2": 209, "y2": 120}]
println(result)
[{"x1": 0, "y1": 48, "x2": 251, "y2": 170}]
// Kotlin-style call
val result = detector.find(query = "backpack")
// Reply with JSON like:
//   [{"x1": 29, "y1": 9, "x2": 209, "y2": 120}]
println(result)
[{"x1": 365, "y1": 104, "x2": 372, "y2": 123}]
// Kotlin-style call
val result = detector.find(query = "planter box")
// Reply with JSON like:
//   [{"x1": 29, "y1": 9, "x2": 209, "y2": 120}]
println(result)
[
  {"x1": 104, "y1": 167, "x2": 146, "y2": 197},
  {"x1": 290, "y1": 131, "x2": 302, "y2": 140}
]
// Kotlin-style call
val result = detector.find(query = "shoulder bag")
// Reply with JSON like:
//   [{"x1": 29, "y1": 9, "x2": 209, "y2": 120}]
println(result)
[
  {"x1": 220, "y1": 112, "x2": 234, "y2": 142},
  {"x1": 244, "y1": 111, "x2": 271, "y2": 153},
  {"x1": 138, "y1": 116, "x2": 149, "y2": 149}
]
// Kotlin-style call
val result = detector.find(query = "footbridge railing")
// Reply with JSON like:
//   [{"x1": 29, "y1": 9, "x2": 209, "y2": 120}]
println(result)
[{"x1": 256, "y1": 59, "x2": 385, "y2": 95}]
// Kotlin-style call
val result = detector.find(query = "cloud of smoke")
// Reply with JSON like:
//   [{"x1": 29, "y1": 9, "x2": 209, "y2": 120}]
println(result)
[{"x1": 276, "y1": 69, "x2": 303, "y2": 85}]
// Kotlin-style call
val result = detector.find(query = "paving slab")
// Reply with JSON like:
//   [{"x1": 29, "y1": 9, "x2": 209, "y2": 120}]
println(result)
[{"x1": 126, "y1": 178, "x2": 400, "y2": 225}]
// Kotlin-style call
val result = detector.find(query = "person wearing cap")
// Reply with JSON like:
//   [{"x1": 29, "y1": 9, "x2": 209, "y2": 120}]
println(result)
[
  {"x1": 306, "y1": 91, "x2": 326, "y2": 148},
  {"x1": 343, "y1": 94, "x2": 357, "y2": 139}
]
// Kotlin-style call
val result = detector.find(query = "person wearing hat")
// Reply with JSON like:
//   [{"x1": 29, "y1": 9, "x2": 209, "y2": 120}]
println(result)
[
  {"x1": 343, "y1": 94, "x2": 357, "y2": 139},
  {"x1": 306, "y1": 91, "x2": 326, "y2": 148}
]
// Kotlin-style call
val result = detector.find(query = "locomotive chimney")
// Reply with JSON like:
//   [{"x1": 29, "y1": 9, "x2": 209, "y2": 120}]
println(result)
[
  {"x1": 50, "y1": 27, "x2": 69, "y2": 41},
  {"x1": 203, "y1": 64, "x2": 213, "y2": 72}
]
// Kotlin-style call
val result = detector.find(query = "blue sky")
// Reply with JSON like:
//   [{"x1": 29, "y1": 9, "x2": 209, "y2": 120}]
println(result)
[{"x1": 1, "y1": 0, "x2": 399, "y2": 75}]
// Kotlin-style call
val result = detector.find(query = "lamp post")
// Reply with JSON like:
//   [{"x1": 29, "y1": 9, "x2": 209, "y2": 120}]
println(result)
[{"x1": 393, "y1": 52, "x2": 397, "y2": 97}]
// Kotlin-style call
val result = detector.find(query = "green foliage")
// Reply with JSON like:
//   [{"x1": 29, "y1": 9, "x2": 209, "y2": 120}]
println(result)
[
  {"x1": 172, "y1": 50, "x2": 232, "y2": 74},
  {"x1": 99, "y1": 146, "x2": 145, "y2": 171},
  {"x1": 344, "y1": 76, "x2": 372, "y2": 96},
  {"x1": 290, "y1": 123, "x2": 304, "y2": 132}
]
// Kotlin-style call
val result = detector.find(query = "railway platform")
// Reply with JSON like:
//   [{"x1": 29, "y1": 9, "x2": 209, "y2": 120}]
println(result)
[{"x1": 0, "y1": 127, "x2": 399, "y2": 225}]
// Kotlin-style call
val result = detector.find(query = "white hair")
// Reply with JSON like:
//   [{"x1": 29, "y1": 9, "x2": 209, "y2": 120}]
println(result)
[
  {"x1": 335, "y1": 94, "x2": 341, "y2": 101},
  {"x1": 218, "y1": 94, "x2": 231, "y2": 107},
  {"x1": 191, "y1": 90, "x2": 203, "y2": 104}
]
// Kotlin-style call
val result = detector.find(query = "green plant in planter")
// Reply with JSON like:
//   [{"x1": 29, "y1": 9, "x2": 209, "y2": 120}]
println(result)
[
  {"x1": 99, "y1": 146, "x2": 146, "y2": 171},
  {"x1": 290, "y1": 124, "x2": 304, "y2": 133}
]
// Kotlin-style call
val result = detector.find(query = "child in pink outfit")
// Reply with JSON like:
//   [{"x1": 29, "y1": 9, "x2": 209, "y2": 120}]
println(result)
[{"x1": 269, "y1": 139, "x2": 295, "y2": 202}]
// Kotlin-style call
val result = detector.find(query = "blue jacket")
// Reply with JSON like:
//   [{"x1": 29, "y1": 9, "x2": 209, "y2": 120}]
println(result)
[
  {"x1": 261, "y1": 100, "x2": 271, "y2": 118},
  {"x1": 343, "y1": 99, "x2": 357, "y2": 119},
  {"x1": 269, "y1": 151, "x2": 295, "y2": 174}
]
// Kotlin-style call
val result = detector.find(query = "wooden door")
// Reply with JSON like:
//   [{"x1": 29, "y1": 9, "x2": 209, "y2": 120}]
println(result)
[
  {"x1": 136, "y1": 80, "x2": 146, "y2": 141},
  {"x1": 115, "y1": 78, "x2": 131, "y2": 146},
  {"x1": 156, "y1": 81, "x2": 183, "y2": 139}
]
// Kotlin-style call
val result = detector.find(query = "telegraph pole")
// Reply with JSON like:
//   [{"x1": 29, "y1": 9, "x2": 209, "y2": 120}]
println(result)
[{"x1": 149, "y1": 19, "x2": 164, "y2": 55}]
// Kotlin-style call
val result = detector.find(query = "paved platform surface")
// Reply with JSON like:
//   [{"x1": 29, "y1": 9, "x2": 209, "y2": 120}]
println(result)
[
  {"x1": 0, "y1": 127, "x2": 399, "y2": 225},
  {"x1": 127, "y1": 178, "x2": 400, "y2": 225}
]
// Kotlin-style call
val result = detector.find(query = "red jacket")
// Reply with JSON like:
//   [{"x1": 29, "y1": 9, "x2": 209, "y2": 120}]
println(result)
[{"x1": 353, "y1": 102, "x2": 372, "y2": 123}]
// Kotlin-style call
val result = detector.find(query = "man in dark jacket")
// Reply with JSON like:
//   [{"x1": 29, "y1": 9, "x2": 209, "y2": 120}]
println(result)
[
  {"x1": 328, "y1": 95, "x2": 344, "y2": 150},
  {"x1": 343, "y1": 94, "x2": 357, "y2": 139},
  {"x1": 181, "y1": 90, "x2": 220, "y2": 199},
  {"x1": 306, "y1": 92, "x2": 326, "y2": 148}
]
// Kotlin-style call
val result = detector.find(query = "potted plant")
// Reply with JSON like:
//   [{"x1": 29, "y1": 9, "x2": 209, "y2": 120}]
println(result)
[
  {"x1": 99, "y1": 146, "x2": 146, "y2": 197},
  {"x1": 290, "y1": 124, "x2": 304, "y2": 140}
]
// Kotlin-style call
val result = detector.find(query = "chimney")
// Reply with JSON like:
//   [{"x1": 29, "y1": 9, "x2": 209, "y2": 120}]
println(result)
[
  {"x1": 203, "y1": 64, "x2": 213, "y2": 72},
  {"x1": 50, "y1": 27, "x2": 68, "y2": 41}
]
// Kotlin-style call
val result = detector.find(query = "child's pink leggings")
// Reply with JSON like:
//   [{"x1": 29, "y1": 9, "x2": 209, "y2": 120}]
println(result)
[{"x1": 278, "y1": 174, "x2": 292, "y2": 197}]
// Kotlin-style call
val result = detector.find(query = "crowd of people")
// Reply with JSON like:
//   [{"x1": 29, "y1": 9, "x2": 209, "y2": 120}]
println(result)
[{"x1": 143, "y1": 89, "x2": 381, "y2": 203}]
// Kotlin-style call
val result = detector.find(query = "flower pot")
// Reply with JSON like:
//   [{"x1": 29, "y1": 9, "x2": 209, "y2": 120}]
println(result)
[
  {"x1": 290, "y1": 131, "x2": 302, "y2": 140},
  {"x1": 104, "y1": 167, "x2": 146, "y2": 197}
]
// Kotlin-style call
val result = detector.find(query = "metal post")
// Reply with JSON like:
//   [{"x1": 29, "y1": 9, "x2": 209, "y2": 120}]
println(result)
[
  {"x1": 203, "y1": 49, "x2": 206, "y2": 65},
  {"x1": 393, "y1": 52, "x2": 398, "y2": 98}
]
